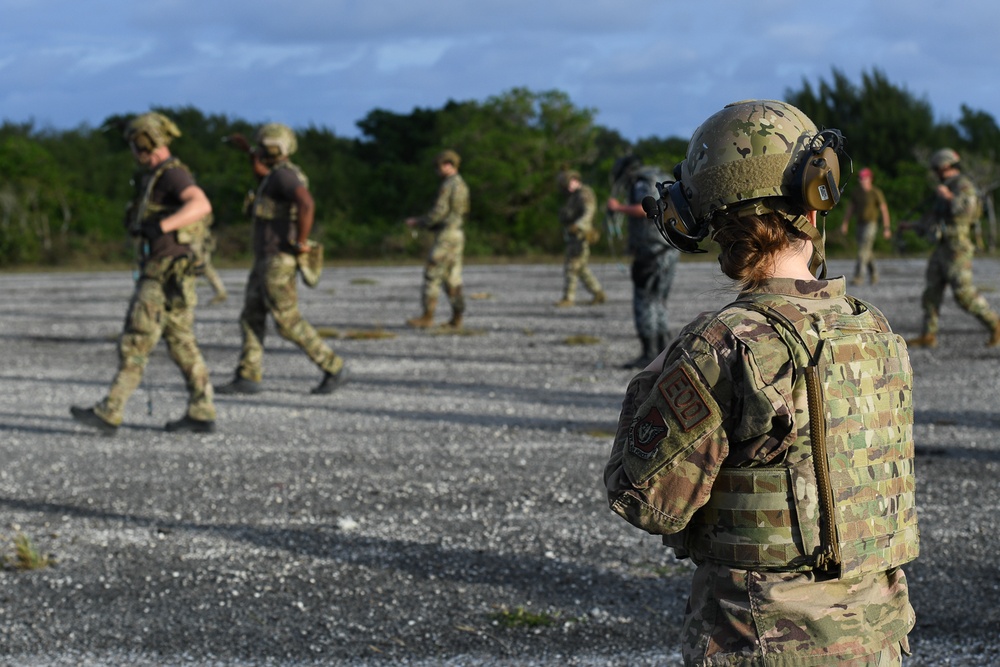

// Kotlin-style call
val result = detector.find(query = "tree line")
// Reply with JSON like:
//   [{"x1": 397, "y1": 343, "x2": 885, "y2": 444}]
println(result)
[{"x1": 1, "y1": 68, "x2": 998, "y2": 268}]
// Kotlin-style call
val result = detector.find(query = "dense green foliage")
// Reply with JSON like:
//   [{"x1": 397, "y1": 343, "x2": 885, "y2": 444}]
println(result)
[{"x1": 1, "y1": 71, "x2": 998, "y2": 267}]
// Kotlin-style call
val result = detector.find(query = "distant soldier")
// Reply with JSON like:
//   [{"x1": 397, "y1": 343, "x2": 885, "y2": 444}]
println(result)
[
  {"x1": 554, "y1": 170, "x2": 605, "y2": 307},
  {"x1": 606, "y1": 155, "x2": 679, "y2": 368},
  {"x1": 405, "y1": 149, "x2": 469, "y2": 329},
  {"x1": 70, "y1": 112, "x2": 217, "y2": 434},
  {"x1": 840, "y1": 167, "x2": 891, "y2": 285},
  {"x1": 216, "y1": 123, "x2": 348, "y2": 395},
  {"x1": 907, "y1": 148, "x2": 1000, "y2": 348}
]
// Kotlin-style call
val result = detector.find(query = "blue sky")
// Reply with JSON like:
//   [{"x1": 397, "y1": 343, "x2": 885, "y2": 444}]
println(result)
[{"x1": 2, "y1": 0, "x2": 997, "y2": 141}]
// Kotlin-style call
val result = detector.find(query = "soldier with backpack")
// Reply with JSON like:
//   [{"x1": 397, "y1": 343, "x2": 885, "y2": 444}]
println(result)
[{"x1": 604, "y1": 100, "x2": 918, "y2": 665}]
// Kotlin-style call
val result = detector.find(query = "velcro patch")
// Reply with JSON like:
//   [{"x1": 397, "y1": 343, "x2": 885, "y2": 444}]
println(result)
[
  {"x1": 627, "y1": 407, "x2": 670, "y2": 460},
  {"x1": 659, "y1": 364, "x2": 712, "y2": 431}
]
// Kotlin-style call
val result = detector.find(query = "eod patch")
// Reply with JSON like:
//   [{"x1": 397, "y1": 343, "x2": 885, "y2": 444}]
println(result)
[{"x1": 659, "y1": 364, "x2": 712, "y2": 431}]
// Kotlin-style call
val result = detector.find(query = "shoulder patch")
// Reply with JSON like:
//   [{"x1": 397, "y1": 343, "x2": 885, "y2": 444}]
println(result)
[
  {"x1": 627, "y1": 407, "x2": 670, "y2": 460},
  {"x1": 659, "y1": 364, "x2": 712, "y2": 431}
]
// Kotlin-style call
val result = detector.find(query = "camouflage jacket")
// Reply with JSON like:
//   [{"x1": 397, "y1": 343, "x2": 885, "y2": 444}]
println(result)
[
  {"x1": 931, "y1": 172, "x2": 981, "y2": 250},
  {"x1": 419, "y1": 173, "x2": 469, "y2": 234},
  {"x1": 558, "y1": 184, "x2": 596, "y2": 240},
  {"x1": 604, "y1": 277, "x2": 916, "y2": 665}
]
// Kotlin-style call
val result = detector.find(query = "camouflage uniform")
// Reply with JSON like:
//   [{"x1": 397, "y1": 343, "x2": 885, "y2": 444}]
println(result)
[
  {"x1": 848, "y1": 185, "x2": 888, "y2": 283},
  {"x1": 417, "y1": 171, "x2": 469, "y2": 319},
  {"x1": 559, "y1": 183, "x2": 604, "y2": 303},
  {"x1": 234, "y1": 161, "x2": 344, "y2": 382},
  {"x1": 605, "y1": 277, "x2": 917, "y2": 666},
  {"x1": 917, "y1": 172, "x2": 1000, "y2": 337},
  {"x1": 628, "y1": 169, "x2": 680, "y2": 354},
  {"x1": 94, "y1": 158, "x2": 216, "y2": 425}
]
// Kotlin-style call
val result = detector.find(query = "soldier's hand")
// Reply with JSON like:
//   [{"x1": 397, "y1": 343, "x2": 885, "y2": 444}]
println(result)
[
  {"x1": 223, "y1": 133, "x2": 252, "y2": 154},
  {"x1": 139, "y1": 219, "x2": 165, "y2": 241},
  {"x1": 404, "y1": 217, "x2": 419, "y2": 228}
]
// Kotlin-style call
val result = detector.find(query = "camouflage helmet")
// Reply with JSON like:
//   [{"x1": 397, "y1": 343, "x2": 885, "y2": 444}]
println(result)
[
  {"x1": 556, "y1": 169, "x2": 581, "y2": 190},
  {"x1": 647, "y1": 99, "x2": 845, "y2": 275},
  {"x1": 930, "y1": 147, "x2": 960, "y2": 170},
  {"x1": 435, "y1": 149, "x2": 461, "y2": 169},
  {"x1": 678, "y1": 99, "x2": 843, "y2": 220},
  {"x1": 125, "y1": 112, "x2": 181, "y2": 151},
  {"x1": 255, "y1": 123, "x2": 298, "y2": 159}
]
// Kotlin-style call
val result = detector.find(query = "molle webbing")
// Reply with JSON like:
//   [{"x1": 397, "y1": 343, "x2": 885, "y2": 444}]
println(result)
[{"x1": 686, "y1": 294, "x2": 918, "y2": 577}]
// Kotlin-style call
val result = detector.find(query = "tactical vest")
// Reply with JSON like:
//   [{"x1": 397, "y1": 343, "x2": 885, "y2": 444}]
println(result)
[
  {"x1": 253, "y1": 161, "x2": 309, "y2": 243},
  {"x1": 665, "y1": 294, "x2": 919, "y2": 579},
  {"x1": 936, "y1": 173, "x2": 981, "y2": 249},
  {"x1": 133, "y1": 157, "x2": 210, "y2": 259}
]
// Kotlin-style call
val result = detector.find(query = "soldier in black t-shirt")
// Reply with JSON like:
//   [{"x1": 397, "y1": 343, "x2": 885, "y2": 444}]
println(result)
[
  {"x1": 70, "y1": 112, "x2": 217, "y2": 434},
  {"x1": 216, "y1": 123, "x2": 348, "y2": 396}
]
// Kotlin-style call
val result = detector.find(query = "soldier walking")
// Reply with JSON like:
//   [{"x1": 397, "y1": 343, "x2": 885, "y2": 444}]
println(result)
[
  {"x1": 907, "y1": 148, "x2": 1000, "y2": 347},
  {"x1": 71, "y1": 112, "x2": 217, "y2": 434},
  {"x1": 839, "y1": 167, "x2": 891, "y2": 285},
  {"x1": 554, "y1": 170, "x2": 605, "y2": 307},
  {"x1": 216, "y1": 123, "x2": 348, "y2": 395},
  {"x1": 405, "y1": 150, "x2": 469, "y2": 330}
]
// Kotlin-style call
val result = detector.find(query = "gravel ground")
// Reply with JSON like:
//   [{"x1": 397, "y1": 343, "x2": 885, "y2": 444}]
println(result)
[{"x1": 0, "y1": 257, "x2": 998, "y2": 666}]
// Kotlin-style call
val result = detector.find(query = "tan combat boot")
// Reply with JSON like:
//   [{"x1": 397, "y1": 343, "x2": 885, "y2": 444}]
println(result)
[
  {"x1": 554, "y1": 298, "x2": 574, "y2": 307},
  {"x1": 589, "y1": 291, "x2": 606, "y2": 305},
  {"x1": 988, "y1": 322, "x2": 1000, "y2": 347},
  {"x1": 406, "y1": 300, "x2": 436, "y2": 328},
  {"x1": 906, "y1": 333, "x2": 938, "y2": 348}
]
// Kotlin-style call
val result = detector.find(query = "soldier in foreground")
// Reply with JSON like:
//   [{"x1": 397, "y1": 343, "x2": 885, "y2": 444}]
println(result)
[
  {"x1": 216, "y1": 123, "x2": 348, "y2": 395},
  {"x1": 906, "y1": 148, "x2": 1000, "y2": 348},
  {"x1": 405, "y1": 150, "x2": 469, "y2": 329},
  {"x1": 71, "y1": 112, "x2": 217, "y2": 434},
  {"x1": 604, "y1": 100, "x2": 918, "y2": 665},
  {"x1": 554, "y1": 170, "x2": 605, "y2": 307},
  {"x1": 606, "y1": 155, "x2": 679, "y2": 368},
  {"x1": 839, "y1": 167, "x2": 891, "y2": 285}
]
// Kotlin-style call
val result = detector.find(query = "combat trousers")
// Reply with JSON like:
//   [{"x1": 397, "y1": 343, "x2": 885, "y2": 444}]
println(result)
[
  {"x1": 631, "y1": 250, "x2": 679, "y2": 341},
  {"x1": 422, "y1": 228, "x2": 464, "y2": 314},
  {"x1": 853, "y1": 221, "x2": 879, "y2": 282},
  {"x1": 95, "y1": 258, "x2": 216, "y2": 425},
  {"x1": 562, "y1": 237, "x2": 603, "y2": 301},
  {"x1": 920, "y1": 242, "x2": 1000, "y2": 336},
  {"x1": 236, "y1": 253, "x2": 344, "y2": 382}
]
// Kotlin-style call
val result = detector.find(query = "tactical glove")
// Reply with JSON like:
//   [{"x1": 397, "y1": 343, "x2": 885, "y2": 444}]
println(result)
[{"x1": 140, "y1": 219, "x2": 165, "y2": 241}]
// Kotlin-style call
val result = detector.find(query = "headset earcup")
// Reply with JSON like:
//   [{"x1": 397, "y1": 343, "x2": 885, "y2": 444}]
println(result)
[{"x1": 800, "y1": 145, "x2": 841, "y2": 211}]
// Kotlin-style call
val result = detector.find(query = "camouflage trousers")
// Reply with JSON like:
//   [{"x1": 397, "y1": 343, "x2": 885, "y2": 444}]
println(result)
[
  {"x1": 95, "y1": 258, "x2": 215, "y2": 425},
  {"x1": 681, "y1": 563, "x2": 913, "y2": 666},
  {"x1": 853, "y1": 221, "x2": 879, "y2": 282},
  {"x1": 236, "y1": 253, "x2": 343, "y2": 382},
  {"x1": 562, "y1": 237, "x2": 602, "y2": 301},
  {"x1": 631, "y1": 250, "x2": 679, "y2": 340},
  {"x1": 920, "y1": 243, "x2": 1000, "y2": 336},
  {"x1": 422, "y1": 228, "x2": 464, "y2": 313}
]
